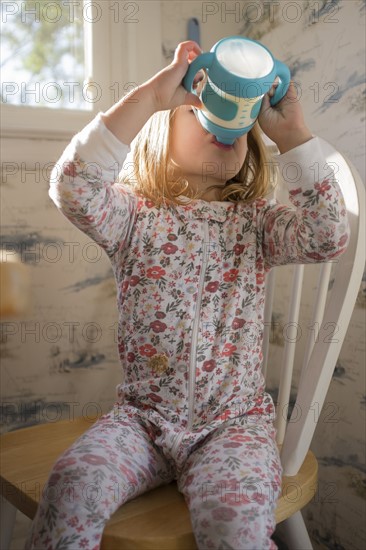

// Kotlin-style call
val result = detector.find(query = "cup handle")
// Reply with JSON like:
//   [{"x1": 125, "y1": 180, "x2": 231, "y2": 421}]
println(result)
[
  {"x1": 183, "y1": 52, "x2": 215, "y2": 93},
  {"x1": 271, "y1": 60, "x2": 291, "y2": 106}
]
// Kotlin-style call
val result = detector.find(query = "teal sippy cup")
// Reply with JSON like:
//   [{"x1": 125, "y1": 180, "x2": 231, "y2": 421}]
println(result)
[{"x1": 183, "y1": 36, "x2": 291, "y2": 144}]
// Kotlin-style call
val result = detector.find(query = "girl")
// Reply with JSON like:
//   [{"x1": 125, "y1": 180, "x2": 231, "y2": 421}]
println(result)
[{"x1": 26, "y1": 41, "x2": 349, "y2": 550}]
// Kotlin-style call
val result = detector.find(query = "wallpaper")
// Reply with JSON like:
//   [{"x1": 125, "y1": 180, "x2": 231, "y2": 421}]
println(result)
[
  {"x1": 236, "y1": 1, "x2": 365, "y2": 548},
  {"x1": 1, "y1": 1, "x2": 365, "y2": 549},
  {"x1": 0, "y1": 173, "x2": 121, "y2": 429}
]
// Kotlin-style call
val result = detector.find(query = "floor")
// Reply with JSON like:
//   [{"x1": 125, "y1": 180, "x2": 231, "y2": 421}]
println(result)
[{"x1": 9, "y1": 511, "x2": 31, "y2": 550}]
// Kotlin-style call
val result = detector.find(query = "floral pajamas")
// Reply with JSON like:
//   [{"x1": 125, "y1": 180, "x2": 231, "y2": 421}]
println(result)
[
  {"x1": 26, "y1": 114, "x2": 349, "y2": 549},
  {"x1": 26, "y1": 404, "x2": 281, "y2": 550}
]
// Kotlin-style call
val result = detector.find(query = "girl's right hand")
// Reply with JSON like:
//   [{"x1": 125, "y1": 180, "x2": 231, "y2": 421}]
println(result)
[
  {"x1": 146, "y1": 41, "x2": 203, "y2": 112},
  {"x1": 102, "y1": 41, "x2": 203, "y2": 145}
]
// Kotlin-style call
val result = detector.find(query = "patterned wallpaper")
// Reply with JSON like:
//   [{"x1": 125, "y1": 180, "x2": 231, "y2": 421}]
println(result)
[
  {"x1": 236, "y1": 1, "x2": 365, "y2": 548},
  {"x1": 1, "y1": 1, "x2": 365, "y2": 549}
]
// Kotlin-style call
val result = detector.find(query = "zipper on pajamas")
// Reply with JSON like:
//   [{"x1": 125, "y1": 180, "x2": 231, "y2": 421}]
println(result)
[{"x1": 187, "y1": 220, "x2": 210, "y2": 430}]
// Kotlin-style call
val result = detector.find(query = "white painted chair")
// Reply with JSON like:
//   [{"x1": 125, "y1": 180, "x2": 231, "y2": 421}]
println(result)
[
  {"x1": 1, "y1": 141, "x2": 364, "y2": 549},
  {"x1": 262, "y1": 139, "x2": 365, "y2": 548}
]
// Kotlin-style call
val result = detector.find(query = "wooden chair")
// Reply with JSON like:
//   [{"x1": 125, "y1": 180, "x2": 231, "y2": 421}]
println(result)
[{"x1": 1, "y1": 141, "x2": 364, "y2": 550}]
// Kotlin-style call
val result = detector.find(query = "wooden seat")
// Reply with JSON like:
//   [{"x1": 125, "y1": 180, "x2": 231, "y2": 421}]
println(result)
[
  {"x1": 1, "y1": 141, "x2": 364, "y2": 549},
  {"x1": 0, "y1": 416, "x2": 317, "y2": 550}
]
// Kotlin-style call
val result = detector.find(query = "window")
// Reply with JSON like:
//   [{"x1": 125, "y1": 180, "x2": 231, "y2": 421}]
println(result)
[
  {"x1": 1, "y1": 1, "x2": 164, "y2": 142},
  {"x1": 2, "y1": 1, "x2": 89, "y2": 110},
  {"x1": 1, "y1": 0, "x2": 112, "y2": 138}
]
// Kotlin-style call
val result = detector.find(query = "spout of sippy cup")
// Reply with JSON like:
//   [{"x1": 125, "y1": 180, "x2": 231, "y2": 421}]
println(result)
[
  {"x1": 215, "y1": 134, "x2": 236, "y2": 145},
  {"x1": 192, "y1": 107, "x2": 249, "y2": 145}
]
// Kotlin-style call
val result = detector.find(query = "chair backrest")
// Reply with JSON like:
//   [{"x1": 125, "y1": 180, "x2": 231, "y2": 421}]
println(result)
[{"x1": 262, "y1": 139, "x2": 365, "y2": 476}]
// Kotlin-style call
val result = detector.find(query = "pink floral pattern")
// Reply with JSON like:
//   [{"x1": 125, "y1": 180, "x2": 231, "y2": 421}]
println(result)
[
  {"x1": 25, "y1": 119, "x2": 350, "y2": 549},
  {"x1": 26, "y1": 405, "x2": 281, "y2": 550},
  {"x1": 53, "y1": 148, "x2": 349, "y2": 433}
]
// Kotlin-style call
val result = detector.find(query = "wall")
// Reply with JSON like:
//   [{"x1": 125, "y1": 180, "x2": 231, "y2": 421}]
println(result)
[
  {"x1": 1, "y1": 1, "x2": 364, "y2": 549},
  {"x1": 234, "y1": 1, "x2": 365, "y2": 548},
  {"x1": 0, "y1": 1, "x2": 165, "y2": 434},
  {"x1": 0, "y1": 1, "x2": 246, "y2": 433}
]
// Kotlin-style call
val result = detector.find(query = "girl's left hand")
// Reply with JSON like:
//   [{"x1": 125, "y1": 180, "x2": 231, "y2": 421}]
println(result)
[{"x1": 258, "y1": 80, "x2": 313, "y2": 153}]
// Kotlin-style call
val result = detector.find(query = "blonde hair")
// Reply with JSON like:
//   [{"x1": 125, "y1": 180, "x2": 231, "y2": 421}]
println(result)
[{"x1": 120, "y1": 108, "x2": 276, "y2": 206}]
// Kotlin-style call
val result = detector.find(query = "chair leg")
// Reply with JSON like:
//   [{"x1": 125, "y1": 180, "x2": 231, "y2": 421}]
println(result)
[
  {"x1": 0, "y1": 496, "x2": 17, "y2": 550},
  {"x1": 277, "y1": 511, "x2": 313, "y2": 550}
]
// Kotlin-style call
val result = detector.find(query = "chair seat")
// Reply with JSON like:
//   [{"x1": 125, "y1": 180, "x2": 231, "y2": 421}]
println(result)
[{"x1": 0, "y1": 417, "x2": 318, "y2": 550}]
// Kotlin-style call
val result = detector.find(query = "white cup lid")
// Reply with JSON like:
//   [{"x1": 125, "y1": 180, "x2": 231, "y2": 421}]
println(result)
[{"x1": 216, "y1": 38, "x2": 274, "y2": 78}]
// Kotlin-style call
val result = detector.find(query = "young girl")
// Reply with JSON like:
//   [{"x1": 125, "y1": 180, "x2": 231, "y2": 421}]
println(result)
[{"x1": 26, "y1": 41, "x2": 349, "y2": 550}]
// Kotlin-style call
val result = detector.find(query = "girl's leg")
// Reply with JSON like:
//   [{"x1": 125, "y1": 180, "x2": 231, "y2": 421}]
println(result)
[
  {"x1": 25, "y1": 405, "x2": 174, "y2": 550},
  {"x1": 178, "y1": 418, "x2": 282, "y2": 550}
]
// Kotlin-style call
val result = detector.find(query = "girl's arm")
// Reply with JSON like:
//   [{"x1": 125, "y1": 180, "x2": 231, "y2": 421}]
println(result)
[
  {"x1": 257, "y1": 82, "x2": 350, "y2": 267},
  {"x1": 258, "y1": 138, "x2": 350, "y2": 267},
  {"x1": 101, "y1": 41, "x2": 202, "y2": 145},
  {"x1": 50, "y1": 116, "x2": 138, "y2": 257},
  {"x1": 50, "y1": 42, "x2": 202, "y2": 257}
]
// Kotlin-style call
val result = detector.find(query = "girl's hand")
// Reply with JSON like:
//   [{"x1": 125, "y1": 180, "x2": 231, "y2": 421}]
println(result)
[
  {"x1": 258, "y1": 81, "x2": 313, "y2": 153},
  {"x1": 147, "y1": 41, "x2": 203, "y2": 112},
  {"x1": 102, "y1": 41, "x2": 203, "y2": 145}
]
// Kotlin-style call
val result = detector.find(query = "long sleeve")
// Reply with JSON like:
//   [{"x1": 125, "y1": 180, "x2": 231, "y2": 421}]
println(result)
[
  {"x1": 258, "y1": 137, "x2": 350, "y2": 268},
  {"x1": 49, "y1": 113, "x2": 138, "y2": 257}
]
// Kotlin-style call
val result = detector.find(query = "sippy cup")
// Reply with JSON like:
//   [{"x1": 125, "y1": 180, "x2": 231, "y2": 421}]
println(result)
[{"x1": 183, "y1": 36, "x2": 291, "y2": 145}]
